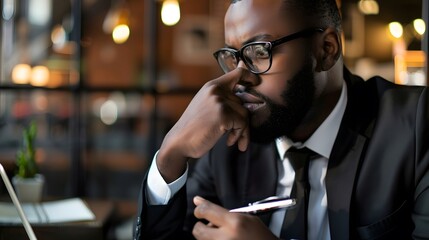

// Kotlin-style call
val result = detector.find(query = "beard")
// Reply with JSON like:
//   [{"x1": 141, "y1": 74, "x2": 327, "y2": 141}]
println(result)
[{"x1": 249, "y1": 58, "x2": 315, "y2": 143}]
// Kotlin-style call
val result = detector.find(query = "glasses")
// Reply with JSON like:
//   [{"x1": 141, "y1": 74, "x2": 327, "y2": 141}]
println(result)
[{"x1": 213, "y1": 28, "x2": 324, "y2": 74}]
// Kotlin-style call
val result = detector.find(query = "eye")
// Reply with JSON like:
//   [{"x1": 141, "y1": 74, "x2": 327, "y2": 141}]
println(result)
[
  {"x1": 244, "y1": 44, "x2": 270, "y2": 59},
  {"x1": 219, "y1": 50, "x2": 236, "y2": 60}
]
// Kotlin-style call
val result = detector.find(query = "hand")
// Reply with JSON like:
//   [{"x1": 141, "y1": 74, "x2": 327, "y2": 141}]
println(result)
[
  {"x1": 192, "y1": 196, "x2": 278, "y2": 240},
  {"x1": 157, "y1": 68, "x2": 250, "y2": 182}
]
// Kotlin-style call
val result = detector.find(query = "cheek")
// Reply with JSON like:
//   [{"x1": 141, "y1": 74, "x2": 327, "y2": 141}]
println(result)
[
  {"x1": 257, "y1": 74, "x2": 288, "y2": 105},
  {"x1": 256, "y1": 47, "x2": 306, "y2": 104}
]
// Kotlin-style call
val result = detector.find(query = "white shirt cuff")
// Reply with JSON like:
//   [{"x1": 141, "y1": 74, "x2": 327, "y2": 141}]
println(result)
[{"x1": 146, "y1": 151, "x2": 188, "y2": 205}]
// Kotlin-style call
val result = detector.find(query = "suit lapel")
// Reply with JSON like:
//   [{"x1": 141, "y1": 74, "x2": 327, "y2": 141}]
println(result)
[
  {"x1": 326, "y1": 126, "x2": 367, "y2": 240},
  {"x1": 326, "y1": 68, "x2": 376, "y2": 240},
  {"x1": 244, "y1": 142, "x2": 278, "y2": 225}
]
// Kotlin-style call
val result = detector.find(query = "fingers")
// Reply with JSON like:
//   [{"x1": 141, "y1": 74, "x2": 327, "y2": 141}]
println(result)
[
  {"x1": 193, "y1": 196, "x2": 231, "y2": 227},
  {"x1": 192, "y1": 197, "x2": 231, "y2": 239},
  {"x1": 223, "y1": 100, "x2": 249, "y2": 151},
  {"x1": 193, "y1": 196, "x2": 278, "y2": 240},
  {"x1": 237, "y1": 128, "x2": 250, "y2": 151},
  {"x1": 178, "y1": 67, "x2": 250, "y2": 155},
  {"x1": 212, "y1": 68, "x2": 250, "y2": 151},
  {"x1": 212, "y1": 67, "x2": 245, "y2": 91},
  {"x1": 192, "y1": 221, "x2": 220, "y2": 240},
  {"x1": 226, "y1": 122, "x2": 249, "y2": 151}
]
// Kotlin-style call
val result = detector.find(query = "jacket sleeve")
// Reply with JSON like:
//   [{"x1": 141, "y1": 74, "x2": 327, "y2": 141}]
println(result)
[
  {"x1": 133, "y1": 132, "x2": 260, "y2": 239},
  {"x1": 133, "y1": 174, "x2": 192, "y2": 240},
  {"x1": 134, "y1": 151, "x2": 218, "y2": 240},
  {"x1": 412, "y1": 87, "x2": 429, "y2": 239}
]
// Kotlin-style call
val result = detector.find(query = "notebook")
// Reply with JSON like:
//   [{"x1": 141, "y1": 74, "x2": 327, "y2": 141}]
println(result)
[
  {"x1": 0, "y1": 163, "x2": 96, "y2": 240},
  {"x1": 0, "y1": 198, "x2": 96, "y2": 224}
]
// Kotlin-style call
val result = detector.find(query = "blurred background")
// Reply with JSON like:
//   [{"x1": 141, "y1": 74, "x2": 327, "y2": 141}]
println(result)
[{"x1": 0, "y1": 0, "x2": 426, "y2": 239}]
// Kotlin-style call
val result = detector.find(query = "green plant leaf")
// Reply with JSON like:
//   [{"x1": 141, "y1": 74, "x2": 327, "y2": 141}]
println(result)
[{"x1": 16, "y1": 121, "x2": 38, "y2": 178}]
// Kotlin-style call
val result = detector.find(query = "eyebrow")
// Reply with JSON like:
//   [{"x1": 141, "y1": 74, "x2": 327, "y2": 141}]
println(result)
[{"x1": 224, "y1": 34, "x2": 274, "y2": 49}]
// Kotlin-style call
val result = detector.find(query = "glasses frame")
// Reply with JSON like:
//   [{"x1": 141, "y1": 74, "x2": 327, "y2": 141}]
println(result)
[{"x1": 213, "y1": 28, "x2": 325, "y2": 74}]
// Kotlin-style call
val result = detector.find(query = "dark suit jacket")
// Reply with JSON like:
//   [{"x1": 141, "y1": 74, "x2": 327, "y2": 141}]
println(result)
[{"x1": 134, "y1": 68, "x2": 429, "y2": 240}]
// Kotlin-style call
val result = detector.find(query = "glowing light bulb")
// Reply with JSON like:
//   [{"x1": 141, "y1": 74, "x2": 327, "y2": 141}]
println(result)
[
  {"x1": 51, "y1": 24, "x2": 67, "y2": 46},
  {"x1": 389, "y1": 22, "x2": 403, "y2": 39},
  {"x1": 112, "y1": 24, "x2": 130, "y2": 44},
  {"x1": 12, "y1": 64, "x2": 32, "y2": 84},
  {"x1": 413, "y1": 19, "x2": 426, "y2": 36},
  {"x1": 100, "y1": 100, "x2": 118, "y2": 125},
  {"x1": 161, "y1": 0, "x2": 180, "y2": 26},
  {"x1": 30, "y1": 66, "x2": 50, "y2": 86},
  {"x1": 358, "y1": 0, "x2": 379, "y2": 15}
]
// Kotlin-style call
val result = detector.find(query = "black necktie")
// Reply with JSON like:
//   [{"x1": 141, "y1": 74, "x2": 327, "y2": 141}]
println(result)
[{"x1": 281, "y1": 147, "x2": 313, "y2": 240}]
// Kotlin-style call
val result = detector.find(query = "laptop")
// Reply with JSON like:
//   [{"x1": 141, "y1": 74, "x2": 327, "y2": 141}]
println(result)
[{"x1": 0, "y1": 163, "x2": 37, "y2": 240}]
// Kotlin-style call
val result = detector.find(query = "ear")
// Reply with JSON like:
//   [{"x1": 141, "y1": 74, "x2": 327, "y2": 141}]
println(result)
[{"x1": 314, "y1": 28, "x2": 341, "y2": 72}]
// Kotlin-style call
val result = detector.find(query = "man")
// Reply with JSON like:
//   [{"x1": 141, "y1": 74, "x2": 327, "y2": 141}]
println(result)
[{"x1": 135, "y1": 0, "x2": 429, "y2": 239}]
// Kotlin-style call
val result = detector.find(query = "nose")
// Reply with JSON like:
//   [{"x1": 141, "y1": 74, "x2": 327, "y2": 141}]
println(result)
[{"x1": 236, "y1": 62, "x2": 261, "y2": 87}]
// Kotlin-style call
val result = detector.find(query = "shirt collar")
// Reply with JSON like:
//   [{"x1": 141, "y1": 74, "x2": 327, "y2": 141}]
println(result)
[{"x1": 276, "y1": 82, "x2": 348, "y2": 159}]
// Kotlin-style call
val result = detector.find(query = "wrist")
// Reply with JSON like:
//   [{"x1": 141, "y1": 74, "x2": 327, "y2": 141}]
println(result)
[{"x1": 157, "y1": 140, "x2": 188, "y2": 183}]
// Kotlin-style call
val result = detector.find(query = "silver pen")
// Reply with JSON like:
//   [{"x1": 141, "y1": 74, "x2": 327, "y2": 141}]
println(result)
[{"x1": 229, "y1": 196, "x2": 296, "y2": 214}]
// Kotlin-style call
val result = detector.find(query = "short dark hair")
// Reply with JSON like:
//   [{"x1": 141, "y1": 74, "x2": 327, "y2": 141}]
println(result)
[
  {"x1": 284, "y1": 0, "x2": 342, "y2": 32},
  {"x1": 230, "y1": 0, "x2": 342, "y2": 32}
]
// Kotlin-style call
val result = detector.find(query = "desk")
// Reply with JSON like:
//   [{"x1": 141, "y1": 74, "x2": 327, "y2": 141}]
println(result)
[{"x1": 0, "y1": 200, "x2": 114, "y2": 240}]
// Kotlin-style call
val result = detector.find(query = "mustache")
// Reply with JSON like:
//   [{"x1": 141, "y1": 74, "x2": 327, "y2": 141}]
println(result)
[{"x1": 234, "y1": 84, "x2": 270, "y2": 103}]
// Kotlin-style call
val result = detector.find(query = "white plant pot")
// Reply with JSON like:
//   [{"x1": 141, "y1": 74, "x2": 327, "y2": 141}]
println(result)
[{"x1": 12, "y1": 174, "x2": 45, "y2": 203}]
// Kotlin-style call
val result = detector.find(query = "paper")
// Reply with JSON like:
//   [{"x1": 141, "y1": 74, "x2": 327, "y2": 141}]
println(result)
[{"x1": 0, "y1": 198, "x2": 95, "y2": 224}]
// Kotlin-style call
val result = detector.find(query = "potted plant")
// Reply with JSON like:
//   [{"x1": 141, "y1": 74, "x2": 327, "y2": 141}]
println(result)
[{"x1": 12, "y1": 121, "x2": 45, "y2": 203}]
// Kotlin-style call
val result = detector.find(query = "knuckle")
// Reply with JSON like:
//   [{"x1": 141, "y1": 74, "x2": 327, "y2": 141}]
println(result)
[
  {"x1": 194, "y1": 203, "x2": 208, "y2": 218},
  {"x1": 230, "y1": 214, "x2": 255, "y2": 232},
  {"x1": 208, "y1": 88, "x2": 228, "y2": 108},
  {"x1": 229, "y1": 214, "x2": 246, "y2": 230},
  {"x1": 201, "y1": 82, "x2": 221, "y2": 98},
  {"x1": 213, "y1": 94, "x2": 225, "y2": 105},
  {"x1": 192, "y1": 223, "x2": 203, "y2": 238},
  {"x1": 203, "y1": 80, "x2": 217, "y2": 88},
  {"x1": 206, "y1": 80, "x2": 223, "y2": 92}
]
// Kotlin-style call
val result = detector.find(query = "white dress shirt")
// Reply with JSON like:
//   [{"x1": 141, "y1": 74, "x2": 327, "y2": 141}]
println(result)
[
  {"x1": 146, "y1": 83, "x2": 348, "y2": 239},
  {"x1": 270, "y1": 82, "x2": 347, "y2": 239}
]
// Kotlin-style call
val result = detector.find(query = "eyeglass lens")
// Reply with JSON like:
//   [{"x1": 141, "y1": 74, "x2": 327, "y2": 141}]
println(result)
[
  {"x1": 217, "y1": 51, "x2": 238, "y2": 73},
  {"x1": 215, "y1": 42, "x2": 271, "y2": 74},
  {"x1": 242, "y1": 44, "x2": 270, "y2": 73}
]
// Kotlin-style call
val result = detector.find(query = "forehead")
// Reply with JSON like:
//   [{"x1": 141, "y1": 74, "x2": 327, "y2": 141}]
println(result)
[{"x1": 224, "y1": 0, "x2": 305, "y2": 46}]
